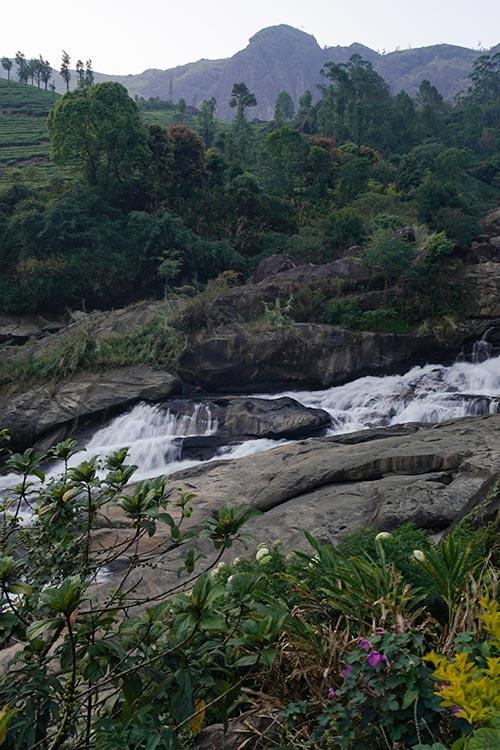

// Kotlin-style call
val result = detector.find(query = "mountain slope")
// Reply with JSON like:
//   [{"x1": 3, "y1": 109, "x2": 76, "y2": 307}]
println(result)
[{"x1": 2, "y1": 26, "x2": 497, "y2": 120}]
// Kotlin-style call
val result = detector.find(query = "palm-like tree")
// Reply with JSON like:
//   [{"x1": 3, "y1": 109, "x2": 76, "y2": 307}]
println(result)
[{"x1": 1, "y1": 57, "x2": 13, "y2": 84}]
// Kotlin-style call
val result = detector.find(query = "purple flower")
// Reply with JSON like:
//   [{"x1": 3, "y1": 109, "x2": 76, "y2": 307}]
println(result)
[
  {"x1": 341, "y1": 664, "x2": 353, "y2": 679},
  {"x1": 450, "y1": 706, "x2": 462, "y2": 717},
  {"x1": 327, "y1": 687, "x2": 336, "y2": 700},
  {"x1": 367, "y1": 650, "x2": 390, "y2": 668},
  {"x1": 375, "y1": 626, "x2": 385, "y2": 635},
  {"x1": 358, "y1": 638, "x2": 372, "y2": 651}
]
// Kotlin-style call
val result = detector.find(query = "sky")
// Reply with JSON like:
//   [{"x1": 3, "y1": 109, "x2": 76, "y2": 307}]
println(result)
[{"x1": 2, "y1": 0, "x2": 500, "y2": 75}]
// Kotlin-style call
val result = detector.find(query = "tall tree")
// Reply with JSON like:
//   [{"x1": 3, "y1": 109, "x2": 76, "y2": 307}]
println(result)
[
  {"x1": 15, "y1": 51, "x2": 28, "y2": 85},
  {"x1": 60, "y1": 50, "x2": 71, "y2": 92},
  {"x1": 296, "y1": 90, "x2": 314, "y2": 132},
  {"x1": 1, "y1": 57, "x2": 13, "y2": 84},
  {"x1": 199, "y1": 97, "x2": 216, "y2": 146},
  {"x1": 416, "y1": 79, "x2": 444, "y2": 138},
  {"x1": 47, "y1": 81, "x2": 150, "y2": 189},
  {"x1": 85, "y1": 60, "x2": 94, "y2": 87},
  {"x1": 76, "y1": 59, "x2": 85, "y2": 88},
  {"x1": 274, "y1": 90, "x2": 295, "y2": 126},
  {"x1": 40, "y1": 58, "x2": 52, "y2": 90},
  {"x1": 229, "y1": 82, "x2": 257, "y2": 124}
]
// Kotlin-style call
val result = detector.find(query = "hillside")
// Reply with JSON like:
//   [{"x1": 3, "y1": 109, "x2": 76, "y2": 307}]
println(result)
[
  {"x1": 6, "y1": 25, "x2": 496, "y2": 120},
  {"x1": 0, "y1": 78, "x2": 58, "y2": 186}
]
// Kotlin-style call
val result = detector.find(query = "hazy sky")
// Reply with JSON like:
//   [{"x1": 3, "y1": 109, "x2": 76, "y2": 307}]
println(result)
[{"x1": 2, "y1": 0, "x2": 499, "y2": 74}]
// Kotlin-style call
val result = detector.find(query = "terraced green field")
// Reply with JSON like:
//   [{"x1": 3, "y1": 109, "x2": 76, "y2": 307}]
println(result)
[{"x1": 0, "y1": 79, "x2": 58, "y2": 186}]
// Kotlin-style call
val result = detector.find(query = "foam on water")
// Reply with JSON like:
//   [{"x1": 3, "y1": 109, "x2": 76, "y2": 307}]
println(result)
[
  {"x1": 261, "y1": 354, "x2": 500, "y2": 435},
  {"x1": 1, "y1": 351, "x2": 499, "y2": 489}
]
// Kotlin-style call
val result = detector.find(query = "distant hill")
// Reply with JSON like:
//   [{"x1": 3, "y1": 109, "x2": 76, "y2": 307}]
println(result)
[{"x1": 2, "y1": 26, "x2": 498, "y2": 120}]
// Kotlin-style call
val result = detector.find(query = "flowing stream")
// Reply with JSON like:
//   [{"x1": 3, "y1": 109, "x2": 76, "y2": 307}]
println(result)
[{"x1": 1, "y1": 351, "x2": 500, "y2": 489}]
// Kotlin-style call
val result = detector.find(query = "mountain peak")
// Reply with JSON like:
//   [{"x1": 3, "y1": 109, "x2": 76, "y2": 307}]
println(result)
[{"x1": 248, "y1": 24, "x2": 319, "y2": 48}]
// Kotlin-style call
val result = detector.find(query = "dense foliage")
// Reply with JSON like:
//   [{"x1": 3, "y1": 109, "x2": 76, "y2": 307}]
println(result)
[
  {"x1": 0, "y1": 52, "x2": 498, "y2": 321},
  {"x1": 0, "y1": 432, "x2": 498, "y2": 748}
]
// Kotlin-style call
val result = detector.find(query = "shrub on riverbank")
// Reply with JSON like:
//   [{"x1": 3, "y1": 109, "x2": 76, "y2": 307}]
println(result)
[{"x1": 0, "y1": 432, "x2": 498, "y2": 748}]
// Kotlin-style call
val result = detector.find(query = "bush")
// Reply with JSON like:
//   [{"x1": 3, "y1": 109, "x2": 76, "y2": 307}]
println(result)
[{"x1": 323, "y1": 207, "x2": 366, "y2": 254}]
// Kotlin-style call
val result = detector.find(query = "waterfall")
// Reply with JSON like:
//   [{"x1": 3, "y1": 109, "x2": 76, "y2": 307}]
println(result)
[
  {"x1": 264, "y1": 353, "x2": 500, "y2": 434},
  {"x1": 472, "y1": 328, "x2": 493, "y2": 363},
  {"x1": 57, "y1": 402, "x2": 219, "y2": 478},
  {"x1": 1, "y1": 346, "x2": 500, "y2": 490}
]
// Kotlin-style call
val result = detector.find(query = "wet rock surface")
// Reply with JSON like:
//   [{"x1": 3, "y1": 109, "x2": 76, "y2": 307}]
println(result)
[
  {"x1": 179, "y1": 322, "x2": 452, "y2": 392},
  {"x1": 161, "y1": 395, "x2": 331, "y2": 442},
  {"x1": 0, "y1": 366, "x2": 181, "y2": 448}
]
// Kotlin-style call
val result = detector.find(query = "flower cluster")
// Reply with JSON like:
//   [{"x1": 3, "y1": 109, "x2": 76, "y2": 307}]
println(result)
[
  {"x1": 358, "y1": 637, "x2": 390, "y2": 669},
  {"x1": 424, "y1": 598, "x2": 500, "y2": 724}
]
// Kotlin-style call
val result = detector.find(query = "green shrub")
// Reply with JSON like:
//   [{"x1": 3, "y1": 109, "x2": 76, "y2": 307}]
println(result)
[{"x1": 323, "y1": 207, "x2": 366, "y2": 254}]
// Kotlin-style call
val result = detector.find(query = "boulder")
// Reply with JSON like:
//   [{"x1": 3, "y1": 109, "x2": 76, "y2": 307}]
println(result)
[
  {"x1": 480, "y1": 207, "x2": 500, "y2": 236},
  {"x1": 161, "y1": 396, "x2": 331, "y2": 441},
  {"x1": 1, "y1": 300, "x2": 165, "y2": 365},
  {"x1": 183, "y1": 259, "x2": 373, "y2": 331},
  {"x1": 248, "y1": 254, "x2": 298, "y2": 283},
  {"x1": 97, "y1": 416, "x2": 500, "y2": 599},
  {"x1": 166, "y1": 415, "x2": 500, "y2": 551},
  {"x1": 466, "y1": 263, "x2": 500, "y2": 317},
  {"x1": 0, "y1": 315, "x2": 45, "y2": 344},
  {"x1": 179, "y1": 322, "x2": 451, "y2": 391},
  {"x1": 0, "y1": 366, "x2": 181, "y2": 448}
]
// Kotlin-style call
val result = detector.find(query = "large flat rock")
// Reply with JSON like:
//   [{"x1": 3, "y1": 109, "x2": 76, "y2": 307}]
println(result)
[
  {"x1": 179, "y1": 322, "x2": 451, "y2": 391},
  {"x1": 0, "y1": 366, "x2": 181, "y2": 448},
  {"x1": 167, "y1": 415, "x2": 499, "y2": 547}
]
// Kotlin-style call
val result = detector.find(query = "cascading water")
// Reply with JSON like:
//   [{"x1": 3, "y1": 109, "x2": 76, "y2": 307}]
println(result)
[
  {"x1": 1, "y1": 344, "x2": 499, "y2": 490},
  {"x1": 54, "y1": 402, "x2": 219, "y2": 479},
  {"x1": 264, "y1": 353, "x2": 500, "y2": 434},
  {"x1": 472, "y1": 328, "x2": 493, "y2": 363}
]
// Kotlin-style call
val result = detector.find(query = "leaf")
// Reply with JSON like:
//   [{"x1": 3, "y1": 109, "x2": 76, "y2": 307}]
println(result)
[
  {"x1": 26, "y1": 618, "x2": 60, "y2": 641},
  {"x1": 402, "y1": 688, "x2": 419, "y2": 709},
  {"x1": 468, "y1": 726, "x2": 500, "y2": 750},
  {"x1": 9, "y1": 582, "x2": 33, "y2": 596},
  {"x1": 234, "y1": 653, "x2": 259, "y2": 667},
  {"x1": 0, "y1": 706, "x2": 18, "y2": 745}
]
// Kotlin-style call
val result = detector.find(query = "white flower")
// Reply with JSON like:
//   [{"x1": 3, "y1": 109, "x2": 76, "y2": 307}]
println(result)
[
  {"x1": 412, "y1": 549, "x2": 426, "y2": 562},
  {"x1": 211, "y1": 561, "x2": 228, "y2": 577},
  {"x1": 375, "y1": 532, "x2": 392, "y2": 542},
  {"x1": 233, "y1": 557, "x2": 242, "y2": 566},
  {"x1": 255, "y1": 547, "x2": 270, "y2": 562},
  {"x1": 308, "y1": 554, "x2": 320, "y2": 569},
  {"x1": 227, "y1": 575, "x2": 235, "y2": 586}
]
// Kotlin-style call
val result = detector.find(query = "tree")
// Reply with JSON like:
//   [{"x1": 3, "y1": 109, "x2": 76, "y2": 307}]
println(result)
[
  {"x1": 229, "y1": 82, "x2": 257, "y2": 124},
  {"x1": 15, "y1": 51, "x2": 28, "y2": 85},
  {"x1": 199, "y1": 97, "x2": 216, "y2": 146},
  {"x1": 1, "y1": 57, "x2": 12, "y2": 84},
  {"x1": 40, "y1": 58, "x2": 52, "y2": 90},
  {"x1": 76, "y1": 59, "x2": 85, "y2": 88},
  {"x1": 85, "y1": 59, "x2": 94, "y2": 87},
  {"x1": 60, "y1": 50, "x2": 71, "y2": 91},
  {"x1": 47, "y1": 82, "x2": 150, "y2": 190},
  {"x1": 274, "y1": 90, "x2": 295, "y2": 126},
  {"x1": 145, "y1": 124, "x2": 173, "y2": 210},
  {"x1": 416, "y1": 80, "x2": 444, "y2": 138}
]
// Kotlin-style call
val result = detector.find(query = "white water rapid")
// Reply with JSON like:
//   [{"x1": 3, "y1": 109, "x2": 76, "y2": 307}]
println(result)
[
  {"x1": 262, "y1": 354, "x2": 500, "y2": 435},
  {"x1": 1, "y1": 351, "x2": 499, "y2": 490}
]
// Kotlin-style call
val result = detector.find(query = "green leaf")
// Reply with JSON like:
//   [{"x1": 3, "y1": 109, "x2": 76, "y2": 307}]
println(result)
[
  {"x1": 402, "y1": 688, "x2": 419, "y2": 709},
  {"x1": 468, "y1": 726, "x2": 500, "y2": 750},
  {"x1": 26, "y1": 618, "x2": 60, "y2": 641}
]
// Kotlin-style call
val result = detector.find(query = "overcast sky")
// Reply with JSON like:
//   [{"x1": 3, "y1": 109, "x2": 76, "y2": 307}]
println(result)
[{"x1": 2, "y1": 0, "x2": 499, "y2": 74}]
